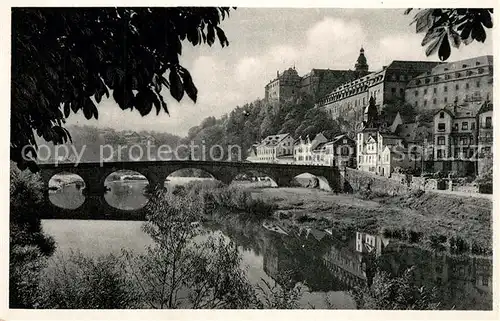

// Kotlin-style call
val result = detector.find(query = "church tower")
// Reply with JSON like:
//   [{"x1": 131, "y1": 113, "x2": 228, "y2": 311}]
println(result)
[
  {"x1": 363, "y1": 96, "x2": 379, "y2": 128},
  {"x1": 355, "y1": 47, "x2": 369, "y2": 74}
]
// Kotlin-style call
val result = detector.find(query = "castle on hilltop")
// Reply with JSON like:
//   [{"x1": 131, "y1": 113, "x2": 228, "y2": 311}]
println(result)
[{"x1": 264, "y1": 47, "x2": 370, "y2": 103}]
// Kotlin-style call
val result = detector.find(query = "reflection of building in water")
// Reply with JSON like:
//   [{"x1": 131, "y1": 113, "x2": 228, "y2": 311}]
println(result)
[
  {"x1": 474, "y1": 258, "x2": 492, "y2": 293},
  {"x1": 321, "y1": 245, "x2": 367, "y2": 289},
  {"x1": 355, "y1": 232, "x2": 390, "y2": 257},
  {"x1": 262, "y1": 228, "x2": 367, "y2": 292},
  {"x1": 377, "y1": 243, "x2": 492, "y2": 309}
]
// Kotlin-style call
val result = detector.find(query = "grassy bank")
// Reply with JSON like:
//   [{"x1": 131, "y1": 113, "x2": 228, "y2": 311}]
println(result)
[{"x1": 251, "y1": 187, "x2": 492, "y2": 256}]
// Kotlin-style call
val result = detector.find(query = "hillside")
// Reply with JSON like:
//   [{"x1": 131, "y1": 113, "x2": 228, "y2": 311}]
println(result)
[{"x1": 179, "y1": 94, "x2": 350, "y2": 162}]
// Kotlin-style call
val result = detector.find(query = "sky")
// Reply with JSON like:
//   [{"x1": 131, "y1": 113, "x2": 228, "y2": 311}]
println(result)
[{"x1": 66, "y1": 8, "x2": 494, "y2": 136}]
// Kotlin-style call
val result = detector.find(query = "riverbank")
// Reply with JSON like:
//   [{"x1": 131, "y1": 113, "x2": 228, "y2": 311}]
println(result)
[{"x1": 250, "y1": 187, "x2": 492, "y2": 255}]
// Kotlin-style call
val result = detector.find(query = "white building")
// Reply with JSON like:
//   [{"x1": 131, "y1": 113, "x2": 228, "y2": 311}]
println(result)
[
  {"x1": 293, "y1": 133, "x2": 328, "y2": 165},
  {"x1": 254, "y1": 133, "x2": 295, "y2": 163}
]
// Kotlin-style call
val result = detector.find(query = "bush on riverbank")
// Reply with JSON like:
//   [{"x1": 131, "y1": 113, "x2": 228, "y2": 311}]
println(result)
[
  {"x1": 173, "y1": 181, "x2": 277, "y2": 221},
  {"x1": 39, "y1": 251, "x2": 140, "y2": 309},
  {"x1": 10, "y1": 163, "x2": 56, "y2": 308},
  {"x1": 351, "y1": 266, "x2": 441, "y2": 310}
]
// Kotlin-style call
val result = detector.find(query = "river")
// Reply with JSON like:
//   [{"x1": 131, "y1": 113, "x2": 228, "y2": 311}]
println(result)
[{"x1": 42, "y1": 176, "x2": 493, "y2": 310}]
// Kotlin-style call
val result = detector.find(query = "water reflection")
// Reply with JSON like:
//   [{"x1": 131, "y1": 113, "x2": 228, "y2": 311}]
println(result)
[{"x1": 209, "y1": 221, "x2": 492, "y2": 310}]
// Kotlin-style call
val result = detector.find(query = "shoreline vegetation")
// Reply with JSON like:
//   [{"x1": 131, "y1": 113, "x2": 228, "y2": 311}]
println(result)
[
  {"x1": 248, "y1": 186, "x2": 492, "y2": 256},
  {"x1": 11, "y1": 166, "x2": 492, "y2": 309}
]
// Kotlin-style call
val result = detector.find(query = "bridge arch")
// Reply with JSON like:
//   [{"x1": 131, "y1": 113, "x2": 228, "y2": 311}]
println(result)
[
  {"x1": 103, "y1": 170, "x2": 149, "y2": 211},
  {"x1": 47, "y1": 171, "x2": 86, "y2": 210}
]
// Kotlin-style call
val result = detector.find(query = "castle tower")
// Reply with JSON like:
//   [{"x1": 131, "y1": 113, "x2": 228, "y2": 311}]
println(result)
[{"x1": 355, "y1": 47, "x2": 369, "y2": 74}]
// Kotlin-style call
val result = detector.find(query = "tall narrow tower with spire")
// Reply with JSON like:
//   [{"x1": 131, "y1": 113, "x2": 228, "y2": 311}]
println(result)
[{"x1": 354, "y1": 47, "x2": 369, "y2": 75}]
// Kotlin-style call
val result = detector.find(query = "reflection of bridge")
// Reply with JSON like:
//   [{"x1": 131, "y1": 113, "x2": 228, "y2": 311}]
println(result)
[{"x1": 39, "y1": 160, "x2": 341, "y2": 220}]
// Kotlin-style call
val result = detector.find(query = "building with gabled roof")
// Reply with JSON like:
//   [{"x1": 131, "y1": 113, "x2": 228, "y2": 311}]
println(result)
[
  {"x1": 432, "y1": 100, "x2": 493, "y2": 176},
  {"x1": 253, "y1": 133, "x2": 294, "y2": 163}
]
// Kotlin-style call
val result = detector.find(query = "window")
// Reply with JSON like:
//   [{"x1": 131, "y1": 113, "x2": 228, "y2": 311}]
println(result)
[
  {"x1": 456, "y1": 72, "x2": 461, "y2": 78},
  {"x1": 424, "y1": 89, "x2": 428, "y2": 94},
  {"x1": 433, "y1": 98, "x2": 437, "y2": 105},
  {"x1": 445, "y1": 74, "x2": 450, "y2": 80},
  {"x1": 438, "y1": 136, "x2": 445, "y2": 145},
  {"x1": 454, "y1": 123, "x2": 459, "y2": 131},
  {"x1": 391, "y1": 87, "x2": 396, "y2": 93},
  {"x1": 438, "y1": 123, "x2": 446, "y2": 131},
  {"x1": 476, "y1": 80, "x2": 481, "y2": 88},
  {"x1": 440, "y1": 112, "x2": 445, "y2": 119},
  {"x1": 455, "y1": 84, "x2": 459, "y2": 90},
  {"x1": 437, "y1": 149, "x2": 443, "y2": 158},
  {"x1": 471, "y1": 122, "x2": 475, "y2": 130},
  {"x1": 433, "y1": 87, "x2": 437, "y2": 93},
  {"x1": 444, "y1": 97, "x2": 448, "y2": 103},
  {"x1": 466, "y1": 83, "x2": 470, "y2": 89},
  {"x1": 424, "y1": 100, "x2": 427, "y2": 106},
  {"x1": 485, "y1": 117, "x2": 492, "y2": 128},
  {"x1": 478, "y1": 67, "x2": 484, "y2": 74},
  {"x1": 444, "y1": 85, "x2": 448, "y2": 92},
  {"x1": 482, "y1": 277, "x2": 489, "y2": 286},
  {"x1": 462, "y1": 122, "x2": 468, "y2": 130},
  {"x1": 476, "y1": 61, "x2": 481, "y2": 66},
  {"x1": 414, "y1": 90, "x2": 418, "y2": 97}
]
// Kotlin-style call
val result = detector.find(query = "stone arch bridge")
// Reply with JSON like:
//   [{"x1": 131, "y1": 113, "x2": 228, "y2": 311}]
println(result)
[{"x1": 39, "y1": 160, "x2": 342, "y2": 220}]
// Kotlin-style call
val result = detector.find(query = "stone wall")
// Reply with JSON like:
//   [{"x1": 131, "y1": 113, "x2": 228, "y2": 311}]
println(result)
[{"x1": 342, "y1": 168, "x2": 409, "y2": 195}]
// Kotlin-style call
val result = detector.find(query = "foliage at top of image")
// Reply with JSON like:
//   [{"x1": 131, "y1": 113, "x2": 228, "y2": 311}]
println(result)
[
  {"x1": 406, "y1": 8, "x2": 493, "y2": 61},
  {"x1": 12, "y1": 7, "x2": 235, "y2": 171}
]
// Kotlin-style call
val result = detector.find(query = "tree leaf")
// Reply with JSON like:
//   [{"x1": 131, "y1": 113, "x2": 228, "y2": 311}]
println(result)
[
  {"x1": 447, "y1": 27, "x2": 461, "y2": 49},
  {"x1": 438, "y1": 34, "x2": 451, "y2": 61},
  {"x1": 412, "y1": 9, "x2": 434, "y2": 33},
  {"x1": 180, "y1": 68, "x2": 197, "y2": 103},
  {"x1": 421, "y1": 27, "x2": 445, "y2": 46},
  {"x1": 479, "y1": 10, "x2": 493, "y2": 28},
  {"x1": 63, "y1": 101, "x2": 71, "y2": 118},
  {"x1": 425, "y1": 32, "x2": 445, "y2": 57},
  {"x1": 71, "y1": 99, "x2": 80, "y2": 113},
  {"x1": 215, "y1": 26, "x2": 229, "y2": 47},
  {"x1": 207, "y1": 25, "x2": 215, "y2": 46},
  {"x1": 169, "y1": 68, "x2": 184, "y2": 102},
  {"x1": 471, "y1": 21, "x2": 486, "y2": 42},
  {"x1": 134, "y1": 90, "x2": 153, "y2": 116}
]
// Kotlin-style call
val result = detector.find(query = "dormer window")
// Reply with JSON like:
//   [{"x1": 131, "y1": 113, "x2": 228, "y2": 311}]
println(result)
[
  {"x1": 440, "y1": 112, "x2": 445, "y2": 119},
  {"x1": 463, "y1": 64, "x2": 468, "y2": 68}
]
